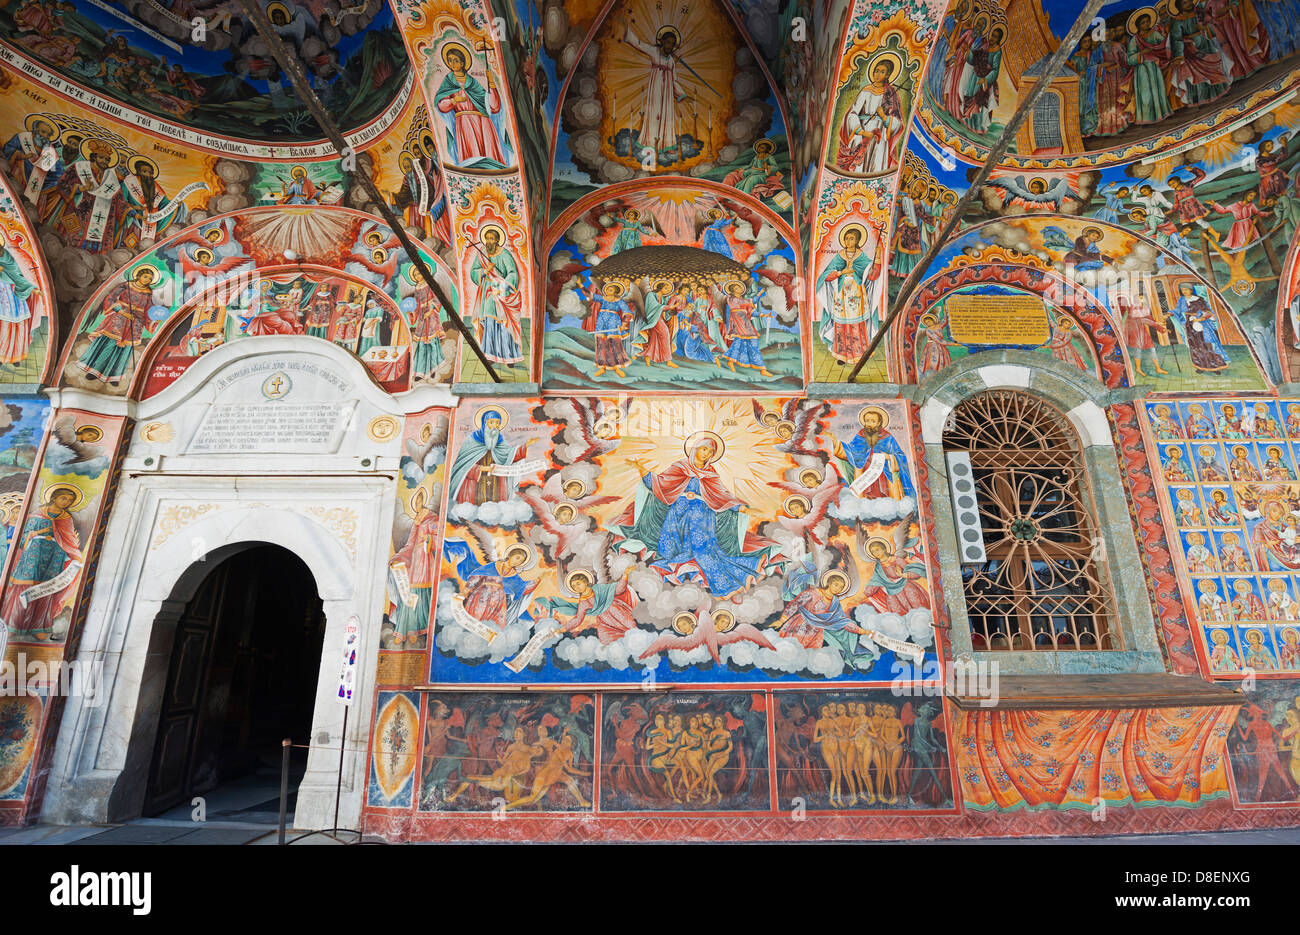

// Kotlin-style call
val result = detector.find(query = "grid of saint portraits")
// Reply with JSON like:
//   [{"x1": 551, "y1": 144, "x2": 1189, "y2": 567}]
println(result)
[{"x1": 1146, "y1": 399, "x2": 1300, "y2": 676}]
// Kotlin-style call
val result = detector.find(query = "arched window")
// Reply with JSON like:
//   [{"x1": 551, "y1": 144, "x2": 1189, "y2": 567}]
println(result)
[{"x1": 943, "y1": 390, "x2": 1117, "y2": 652}]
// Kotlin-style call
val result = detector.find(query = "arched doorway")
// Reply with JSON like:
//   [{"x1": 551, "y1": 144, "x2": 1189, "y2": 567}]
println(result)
[{"x1": 142, "y1": 544, "x2": 326, "y2": 820}]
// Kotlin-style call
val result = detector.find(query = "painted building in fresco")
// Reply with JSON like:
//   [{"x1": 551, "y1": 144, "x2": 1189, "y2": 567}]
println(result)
[{"x1": 0, "y1": 0, "x2": 1297, "y2": 842}]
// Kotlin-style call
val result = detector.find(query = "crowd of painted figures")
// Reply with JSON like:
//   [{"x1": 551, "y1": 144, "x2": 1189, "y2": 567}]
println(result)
[
  {"x1": 1152, "y1": 399, "x2": 1300, "y2": 675},
  {"x1": 584, "y1": 276, "x2": 775, "y2": 379},
  {"x1": 931, "y1": 0, "x2": 1300, "y2": 141}
]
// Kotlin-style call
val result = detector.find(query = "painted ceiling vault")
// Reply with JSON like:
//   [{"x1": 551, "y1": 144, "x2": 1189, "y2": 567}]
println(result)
[{"x1": 0, "y1": 0, "x2": 1290, "y2": 392}]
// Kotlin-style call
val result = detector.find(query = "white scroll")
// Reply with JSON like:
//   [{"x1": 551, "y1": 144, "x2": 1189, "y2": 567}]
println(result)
[
  {"x1": 389, "y1": 561, "x2": 415, "y2": 608},
  {"x1": 451, "y1": 595, "x2": 497, "y2": 642},
  {"x1": 491, "y1": 459, "x2": 546, "y2": 477},
  {"x1": 20, "y1": 561, "x2": 82, "y2": 608},
  {"x1": 22, "y1": 140, "x2": 57, "y2": 203},
  {"x1": 506, "y1": 627, "x2": 558, "y2": 674},
  {"x1": 849, "y1": 453, "x2": 889, "y2": 497},
  {"x1": 861, "y1": 628, "x2": 924, "y2": 664}
]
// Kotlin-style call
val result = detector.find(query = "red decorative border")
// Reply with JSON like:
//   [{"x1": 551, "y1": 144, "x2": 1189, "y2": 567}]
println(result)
[
  {"x1": 1108, "y1": 402, "x2": 1199, "y2": 674},
  {"x1": 362, "y1": 798, "x2": 1300, "y2": 842},
  {"x1": 896, "y1": 263, "x2": 1129, "y2": 389}
]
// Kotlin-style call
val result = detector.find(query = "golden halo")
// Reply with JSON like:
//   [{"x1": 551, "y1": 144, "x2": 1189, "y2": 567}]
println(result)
[
  {"x1": 603, "y1": 405, "x2": 624, "y2": 422},
  {"x1": 194, "y1": 247, "x2": 214, "y2": 265},
  {"x1": 290, "y1": 165, "x2": 307, "y2": 179},
  {"x1": 655, "y1": 24, "x2": 681, "y2": 46},
  {"x1": 416, "y1": 129, "x2": 437, "y2": 159},
  {"x1": 672, "y1": 611, "x2": 697, "y2": 635},
  {"x1": 971, "y1": 12, "x2": 991, "y2": 35},
  {"x1": 478, "y1": 223, "x2": 506, "y2": 246},
  {"x1": 724, "y1": 279, "x2": 746, "y2": 295},
  {"x1": 800, "y1": 468, "x2": 823, "y2": 487},
  {"x1": 866, "y1": 49, "x2": 903, "y2": 80},
  {"x1": 705, "y1": 207, "x2": 724, "y2": 221},
  {"x1": 24, "y1": 114, "x2": 58, "y2": 139},
  {"x1": 560, "y1": 476, "x2": 588, "y2": 498},
  {"x1": 80, "y1": 138, "x2": 119, "y2": 167},
  {"x1": 651, "y1": 278, "x2": 674, "y2": 293},
  {"x1": 126, "y1": 153, "x2": 158, "y2": 177},
  {"x1": 1127, "y1": 6, "x2": 1157, "y2": 33},
  {"x1": 858, "y1": 405, "x2": 889, "y2": 429},
  {"x1": 398, "y1": 150, "x2": 415, "y2": 171},
  {"x1": 564, "y1": 568, "x2": 595, "y2": 595},
  {"x1": 1282, "y1": 627, "x2": 1299, "y2": 642},
  {"x1": 820, "y1": 569, "x2": 850, "y2": 595},
  {"x1": 784, "y1": 494, "x2": 811, "y2": 515},
  {"x1": 364, "y1": 229, "x2": 385, "y2": 246},
  {"x1": 503, "y1": 542, "x2": 536, "y2": 571},
  {"x1": 683, "y1": 430, "x2": 725, "y2": 464},
  {"x1": 865, "y1": 536, "x2": 894, "y2": 556},
  {"x1": 552, "y1": 500, "x2": 579, "y2": 522},
  {"x1": 266, "y1": 1, "x2": 292, "y2": 21},
  {"x1": 130, "y1": 263, "x2": 161, "y2": 285},
  {"x1": 473, "y1": 404, "x2": 509, "y2": 430},
  {"x1": 76, "y1": 425, "x2": 103, "y2": 443},
  {"x1": 410, "y1": 485, "x2": 430, "y2": 514},
  {"x1": 839, "y1": 222, "x2": 868, "y2": 247},
  {"x1": 43, "y1": 483, "x2": 83, "y2": 510},
  {"x1": 754, "y1": 138, "x2": 775, "y2": 155},
  {"x1": 419, "y1": 422, "x2": 433, "y2": 444},
  {"x1": 440, "y1": 39, "x2": 472, "y2": 70},
  {"x1": 711, "y1": 609, "x2": 736, "y2": 633},
  {"x1": 602, "y1": 280, "x2": 627, "y2": 298},
  {"x1": 774, "y1": 419, "x2": 795, "y2": 438},
  {"x1": 758, "y1": 410, "x2": 778, "y2": 426}
]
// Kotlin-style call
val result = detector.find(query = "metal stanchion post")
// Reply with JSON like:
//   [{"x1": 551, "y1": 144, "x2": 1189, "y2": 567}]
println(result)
[
  {"x1": 333, "y1": 705, "x2": 348, "y2": 837},
  {"x1": 278, "y1": 738, "x2": 290, "y2": 846}
]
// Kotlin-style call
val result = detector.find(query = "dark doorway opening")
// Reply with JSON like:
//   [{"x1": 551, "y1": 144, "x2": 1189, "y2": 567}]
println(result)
[{"x1": 143, "y1": 544, "x2": 326, "y2": 821}]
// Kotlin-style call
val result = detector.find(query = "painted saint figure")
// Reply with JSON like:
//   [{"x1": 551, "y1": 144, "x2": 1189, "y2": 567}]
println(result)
[
  {"x1": 0, "y1": 484, "x2": 83, "y2": 638},
  {"x1": 833, "y1": 405, "x2": 913, "y2": 500},
  {"x1": 816, "y1": 223, "x2": 880, "y2": 364},
  {"x1": 432, "y1": 41, "x2": 507, "y2": 169},
  {"x1": 75, "y1": 265, "x2": 157, "y2": 386},
  {"x1": 448, "y1": 407, "x2": 536, "y2": 506},
  {"x1": 620, "y1": 432, "x2": 771, "y2": 597},
  {"x1": 469, "y1": 225, "x2": 523, "y2": 366},
  {"x1": 836, "y1": 54, "x2": 905, "y2": 176}
]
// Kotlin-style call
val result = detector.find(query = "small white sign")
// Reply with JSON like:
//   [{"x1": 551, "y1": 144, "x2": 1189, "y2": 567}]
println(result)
[{"x1": 335, "y1": 615, "x2": 360, "y2": 706}]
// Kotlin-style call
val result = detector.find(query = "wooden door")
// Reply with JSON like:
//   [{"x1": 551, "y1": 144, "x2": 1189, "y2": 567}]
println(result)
[{"x1": 142, "y1": 563, "x2": 230, "y2": 816}]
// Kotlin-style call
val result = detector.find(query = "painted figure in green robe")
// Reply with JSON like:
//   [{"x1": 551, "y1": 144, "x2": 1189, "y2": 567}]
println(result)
[{"x1": 75, "y1": 265, "x2": 158, "y2": 387}]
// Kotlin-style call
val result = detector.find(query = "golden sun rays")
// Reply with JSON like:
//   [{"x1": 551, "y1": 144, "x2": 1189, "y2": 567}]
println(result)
[{"x1": 589, "y1": 398, "x2": 798, "y2": 527}]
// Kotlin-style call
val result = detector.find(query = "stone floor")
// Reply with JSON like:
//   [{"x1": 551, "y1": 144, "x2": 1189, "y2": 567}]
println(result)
[{"x1": 0, "y1": 772, "x2": 378, "y2": 845}]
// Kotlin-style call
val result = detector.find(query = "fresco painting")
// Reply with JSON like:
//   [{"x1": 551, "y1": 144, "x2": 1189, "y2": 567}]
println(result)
[
  {"x1": 381, "y1": 409, "x2": 451, "y2": 652},
  {"x1": 544, "y1": 186, "x2": 801, "y2": 393},
  {"x1": 0, "y1": 0, "x2": 411, "y2": 143},
  {"x1": 1145, "y1": 397, "x2": 1300, "y2": 678},
  {"x1": 956, "y1": 705, "x2": 1237, "y2": 810},
  {"x1": 60, "y1": 206, "x2": 459, "y2": 397},
  {"x1": 773, "y1": 689, "x2": 955, "y2": 811},
  {"x1": 367, "y1": 690, "x2": 420, "y2": 809},
  {"x1": 432, "y1": 395, "x2": 936, "y2": 684},
  {"x1": 601, "y1": 691, "x2": 769, "y2": 811},
  {"x1": 919, "y1": 0, "x2": 1300, "y2": 159},
  {"x1": 1225, "y1": 678, "x2": 1300, "y2": 805},
  {"x1": 0, "y1": 409, "x2": 121, "y2": 645},
  {"x1": 548, "y1": 0, "x2": 794, "y2": 222},
  {"x1": 417, "y1": 692, "x2": 596, "y2": 812}
]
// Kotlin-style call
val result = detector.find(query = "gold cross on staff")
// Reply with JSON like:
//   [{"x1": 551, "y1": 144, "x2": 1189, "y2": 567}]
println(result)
[{"x1": 268, "y1": 375, "x2": 286, "y2": 395}]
